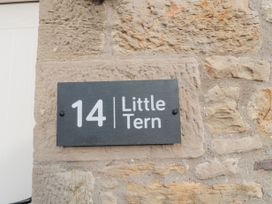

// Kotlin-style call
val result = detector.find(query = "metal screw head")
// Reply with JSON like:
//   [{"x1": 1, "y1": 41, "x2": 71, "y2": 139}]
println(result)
[
  {"x1": 172, "y1": 108, "x2": 179, "y2": 115},
  {"x1": 59, "y1": 111, "x2": 65, "y2": 117}
]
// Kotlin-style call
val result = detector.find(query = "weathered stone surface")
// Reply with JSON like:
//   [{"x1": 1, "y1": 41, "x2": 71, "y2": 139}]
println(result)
[
  {"x1": 212, "y1": 136, "x2": 262, "y2": 154},
  {"x1": 128, "y1": 182, "x2": 262, "y2": 204},
  {"x1": 38, "y1": 0, "x2": 106, "y2": 61},
  {"x1": 204, "y1": 56, "x2": 270, "y2": 81},
  {"x1": 101, "y1": 192, "x2": 117, "y2": 204},
  {"x1": 205, "y1": 85, "x2": 249, "y2": 135},
  {"x1": 100, "y1": 178, "x2": 119, "y2": 190},
  {"x1": 99, "y1": 162, "x2": 187, "y2": 178},
  {"x1": 231, "y1": 0, "x2": 249, "y2": 12},
  {"x1": 112, "y1": 0, "x2": 260, "y2": 54},
  {"x1": 262, "y1": 0, "x2": 272, "y2": 23},
  {"x1": 34, "y1": 58, "x2": 204, "y2": 161},
  {"x1": 195, "y1": 158, "x2": 238, "y2": 179},
  {"x1": 32, "y1": 166, "x2": 95, "y2": 204},
  {"x1": 254, "y1": 159, "x2": 272, "y2": 171},
  {"x1": 248, "y1": 88, "x2": 272, "y2": 135}
]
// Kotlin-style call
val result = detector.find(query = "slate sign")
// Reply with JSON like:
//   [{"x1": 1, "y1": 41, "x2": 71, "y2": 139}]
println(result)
[{"x1": 57, "y1": 79, "x2": 181, "y2": 146}]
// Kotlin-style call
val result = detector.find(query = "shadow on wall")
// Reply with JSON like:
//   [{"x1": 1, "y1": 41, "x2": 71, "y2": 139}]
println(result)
[{"x1": 10, "y1": 197, "x2": 31, "y2": 204}]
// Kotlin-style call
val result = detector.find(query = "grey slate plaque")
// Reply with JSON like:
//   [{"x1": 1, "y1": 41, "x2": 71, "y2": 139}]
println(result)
[{"x1": 57, "y1": 79, "x2": 181, "y2": 146}]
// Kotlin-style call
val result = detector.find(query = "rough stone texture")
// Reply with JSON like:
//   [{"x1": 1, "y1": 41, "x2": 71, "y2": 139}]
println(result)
[
  {"x1": 112, "y1": 0, "x2": 261, "y2": 54},
  {"x1": 261, "y1": 0, "x2": 272, "y2": 23},
  {"x1": 32, "y1": 166, "x2": 95, "y2": 204},
  {"x1": 248, "y1": 88, "x2": 272, "y2": 135},
  {"x1": 34, "y1": 58, "x2": 204, "y2": 161},
  {"x1": 101, "y1": 192, "x2": 117, "y2": 204},
  {"x1": 128, "y1": 182, "x2": 262, "y2": 204},
  {"x1": 205, "y1": 85, "x2": 249, "y2": 135},
  {"x1": 231, "y1": 0, "x2": 249, "y2": 12},
  {"x1": 195, "y1": 158, "x2": 239, "y2": 179},
  {"x1": 33, "y1": 162, "x2": 263, "y2": 203},
  {"x1": 32, "y1": 161, "x2": 187, "y2": 203},
  {"x1": 204, "y1": 56, "x2": 270, "y2": 81},
  {"x1": 38, "y1": 0, "x2": 106, "y2": 61},
  {"x1": 254, "y1": 159, "x2": 272, "y2": 171},
  {"x1": 98, "y1": 162, "x2": 188, "y2": 178},
  {"x1": 212, "y1": 136, "x2": 262, "y2": 155}
]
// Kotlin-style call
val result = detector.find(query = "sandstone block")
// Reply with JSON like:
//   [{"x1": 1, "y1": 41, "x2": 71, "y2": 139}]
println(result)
[
  {"x1": 32, "y1": 166, "x2": 95, "y2": 204},
  {"x1": 34, "y1": 58, "x2": 204, "y2": 161},
  {"x1": 112, "y1": 0, "x2": 261, "y2": 54},
  {"x1": 128, "y1": 182, "x2": 262, "y2": 204},
  {"x1": 262, "y1": 0, "x2": 272, "y2": 23},
  {"x1": 212, "y1": 136, "x2": 262, "y2": 154},
  {"x1": 99, "y1": 162, "x2": 187, "y2": 178},
  {"x1": 204, "y1": 56, "x2": 270, "y2": 81},
  {"x1": 248, "y1": 88, "x2": 272, "y2": 135},
  {"x1": 205, "y1": 85, "x2": 249, "y2": 135},
  {"x1": 38, "y1": 0, "x2": 106, "y2": 61},
  {"x1": 195, "y1": 158, "x2": 239, "y2": 180}
]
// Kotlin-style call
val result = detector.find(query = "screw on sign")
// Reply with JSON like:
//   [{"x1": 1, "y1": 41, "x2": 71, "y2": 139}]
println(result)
[{"x1": 94, "y1": 0, "x2": 104, "y2": 5}]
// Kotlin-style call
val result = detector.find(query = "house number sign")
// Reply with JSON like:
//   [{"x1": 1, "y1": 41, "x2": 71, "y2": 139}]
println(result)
[{"x1": 57, "y1": 80, "x2": 181, "y2": 146}]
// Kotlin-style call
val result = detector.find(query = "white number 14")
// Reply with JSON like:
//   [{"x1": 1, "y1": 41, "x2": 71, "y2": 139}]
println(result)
[{"x1": 71, "y1": 99, "x2": 106, "y2": 128}]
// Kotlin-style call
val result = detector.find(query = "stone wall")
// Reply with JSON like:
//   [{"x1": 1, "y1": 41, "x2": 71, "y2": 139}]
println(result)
[{"x1": 33, "y1": 0, "x2": 272, "y2": 203}]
